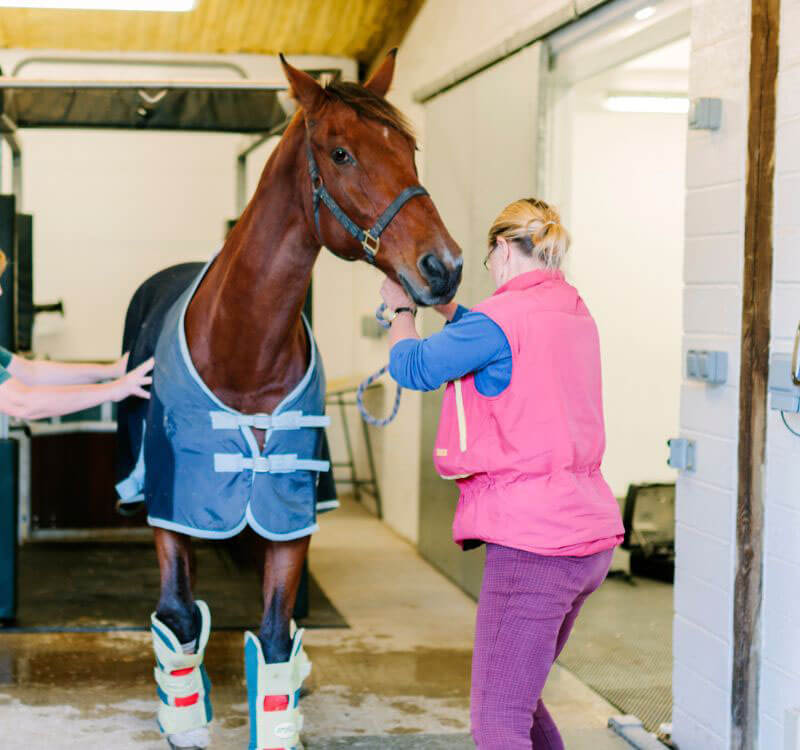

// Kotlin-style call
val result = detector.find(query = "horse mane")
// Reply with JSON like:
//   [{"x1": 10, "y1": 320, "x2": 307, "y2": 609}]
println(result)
[{"x1": 324, "y1": 80, "x2": 416, "y2": 146}]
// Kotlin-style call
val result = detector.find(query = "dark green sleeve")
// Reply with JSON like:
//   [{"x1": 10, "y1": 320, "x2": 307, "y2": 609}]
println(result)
[{"x1": 0, "y1": 346, "x2": 12, "y2": 385}]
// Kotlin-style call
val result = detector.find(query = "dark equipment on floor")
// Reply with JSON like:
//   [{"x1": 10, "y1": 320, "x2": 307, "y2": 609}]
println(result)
[{"x1": 621, "y1": 482, "x2": 676, "y2": 582}]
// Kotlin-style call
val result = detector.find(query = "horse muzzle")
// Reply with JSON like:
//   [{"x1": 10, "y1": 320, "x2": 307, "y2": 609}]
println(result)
[{"x1": 412, "y1": 253, "x2": 462, "y2": 306}]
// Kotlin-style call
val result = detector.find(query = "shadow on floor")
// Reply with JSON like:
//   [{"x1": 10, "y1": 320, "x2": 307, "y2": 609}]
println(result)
[{"x1": 4, "y1": 541, "x2": 346, "y2": 632}]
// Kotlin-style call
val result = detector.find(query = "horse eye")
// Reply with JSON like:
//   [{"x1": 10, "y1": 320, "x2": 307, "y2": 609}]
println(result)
[{"x1": 331, "y1": 147, "x2": 352, "y2": 165}]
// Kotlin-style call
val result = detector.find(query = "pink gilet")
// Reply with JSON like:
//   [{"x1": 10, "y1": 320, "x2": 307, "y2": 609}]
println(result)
[{"x1": 433, "y1": 270, "x2": 624, "y2": 556}]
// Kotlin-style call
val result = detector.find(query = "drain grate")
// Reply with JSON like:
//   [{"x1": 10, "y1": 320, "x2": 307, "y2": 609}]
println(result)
[{"x1": 557, "y1": 575, "x2": 673, "y2": 733}]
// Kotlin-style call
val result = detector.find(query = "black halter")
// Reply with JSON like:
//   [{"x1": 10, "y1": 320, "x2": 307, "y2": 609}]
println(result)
[{"x1": 305, "y1": 135, "x2": 429, "y2": 266}]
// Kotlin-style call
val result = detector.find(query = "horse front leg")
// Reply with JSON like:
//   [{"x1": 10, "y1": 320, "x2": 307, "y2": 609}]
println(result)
[
  {"x1": 245, "y1": 536, "x2": 311, "y2": 750},
  {"x1": 152, "y1": 528, "x2": 213, "y2": 750}
]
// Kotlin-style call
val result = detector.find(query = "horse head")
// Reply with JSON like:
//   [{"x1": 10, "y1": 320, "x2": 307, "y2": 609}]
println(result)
[{"x1": 281, "y1": 52, "x2": 463, "y2": 307}]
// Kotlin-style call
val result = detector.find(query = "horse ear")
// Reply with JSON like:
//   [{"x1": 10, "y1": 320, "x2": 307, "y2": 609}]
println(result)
[
  {"x1": 363, "y1": 48, "x2": 397, "y2": 98},
  {"x1": 280, "y1": 54, "x2": 325, "y2": 114}
]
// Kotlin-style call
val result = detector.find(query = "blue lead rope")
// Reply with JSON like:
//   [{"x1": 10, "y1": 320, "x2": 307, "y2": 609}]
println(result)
[{"x1": 356, "y1": 304, "x2": 403, "y2": 427}]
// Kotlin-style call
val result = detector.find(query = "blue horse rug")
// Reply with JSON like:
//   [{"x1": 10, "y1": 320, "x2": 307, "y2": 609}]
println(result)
[{"x1": 116, "y1": 258, "x2": 338, "y2": 540}]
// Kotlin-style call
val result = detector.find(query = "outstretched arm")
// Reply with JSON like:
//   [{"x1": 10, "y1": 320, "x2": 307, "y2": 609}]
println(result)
[
  {"x1": 7, "y1": 352, "x2": 129, "y2": 386},
  {"x1": 0, "y1": 357, "x2": 153, "y2": 420},
  {"x1": 379, "y1": 278, "x2": 508, "y2": 392}
]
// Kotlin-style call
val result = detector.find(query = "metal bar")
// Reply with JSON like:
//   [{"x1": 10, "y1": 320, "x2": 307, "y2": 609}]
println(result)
[
  {"x1": 336, "y1": 394, "x2": 360, "y2": 505},
  {"x1": 237, "y1": 118, "x2": 291, "y2": 160},
  {"x1": 10, "y1": 139, "x2": 21, "y2": 211},
  {"x1": 236, "y1": 154, "x2": 247, "y2": 217},
  {"x1": 235, "y1": 118, "x2": 292, "y2": 214},
  {"x1": 0, "y1": 78, "x2": 287, "y2": 91},
  {"x1": 359, "y1": 417, "x2": 382, "y2": 519},
  {"x1": 12, "y1": 55, "x2": 250, "y2": 79},
  {"x1": 0, "y1": 414, "x2": 8, "y2": 440}
]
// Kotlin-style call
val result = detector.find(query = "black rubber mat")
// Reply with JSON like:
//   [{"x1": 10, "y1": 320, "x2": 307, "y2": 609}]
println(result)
[
  {"x1": 557, "y1": 574, "x2": 673, "y2": 733},
  {"x1": 2, "y1": 541, "x2": 347, "y2": 633}
]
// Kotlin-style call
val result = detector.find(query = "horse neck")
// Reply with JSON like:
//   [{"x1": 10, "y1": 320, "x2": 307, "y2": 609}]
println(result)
[{"x1": 185, "y1": 120, "x2": 320, "y2": 408}]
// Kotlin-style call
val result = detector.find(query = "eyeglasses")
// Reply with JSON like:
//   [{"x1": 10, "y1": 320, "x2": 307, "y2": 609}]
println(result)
[{"x1": 482, "y1": 245, "x2": 497, "y2": 271}]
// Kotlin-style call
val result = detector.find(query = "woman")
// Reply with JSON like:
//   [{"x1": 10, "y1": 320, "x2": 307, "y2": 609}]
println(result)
[
  {"x1": 381, "y1": 198, "x2": 624, "y2": 749},
  {"x1": 0, "y1": 250, "x2": 153, "y2": 419}
]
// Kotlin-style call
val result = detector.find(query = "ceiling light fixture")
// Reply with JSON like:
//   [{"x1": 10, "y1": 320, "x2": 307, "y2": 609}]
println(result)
[
  {"x1": 604, "y1": 94, "x2": 689, "y2": 114},
  {"x1": 0, "y1": 0, "x2": 195, "y2": 10},
  {"x1": 634, "y1": 6, "x2": 656, "y2": 21}
]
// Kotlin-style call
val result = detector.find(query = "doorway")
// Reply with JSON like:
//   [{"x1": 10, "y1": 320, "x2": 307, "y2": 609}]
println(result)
[{"x1": 545, "y1": 1, "x2": 689, "y2": 733}]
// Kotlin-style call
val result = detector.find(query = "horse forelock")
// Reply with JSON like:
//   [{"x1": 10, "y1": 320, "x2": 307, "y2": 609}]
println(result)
[{"x1": 322, "y1": 80, "x2": 416, "y2": 147}]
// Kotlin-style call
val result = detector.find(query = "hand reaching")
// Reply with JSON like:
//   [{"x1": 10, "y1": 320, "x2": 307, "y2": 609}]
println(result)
[
  {"x1": 109, "y1": 351, "x2": 130, "y2": 379},
  {"x1": 380, "y1": 278, "x2": 415, "y2": 312},
  {"x1": 113, "y1": 357, "x2": 154, "y2": 401}
]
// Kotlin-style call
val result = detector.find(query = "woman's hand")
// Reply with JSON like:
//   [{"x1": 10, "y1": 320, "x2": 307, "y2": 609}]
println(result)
[
  {"x1": 108, "y1": 352, "x2": 130, "y2": 379},
  {"x1": 380, "y1": 278, "x2": 415, "y2": 312},
  {"x1": 113, "y1": 357, "x2": 154, "y2": 401}
]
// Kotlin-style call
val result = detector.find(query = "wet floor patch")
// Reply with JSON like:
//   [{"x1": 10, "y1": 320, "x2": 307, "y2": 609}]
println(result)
[
  {"x1": 306, "y1": 736, "x2": 473, "y2": 749},
  {"x1": 0, "y1": 631, "x2": 472, "y2": 748}
]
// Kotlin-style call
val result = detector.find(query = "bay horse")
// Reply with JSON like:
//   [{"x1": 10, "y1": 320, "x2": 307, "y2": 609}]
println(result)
[{"x1": 116, "y1": 52, "x2": 462, "y2": 750}]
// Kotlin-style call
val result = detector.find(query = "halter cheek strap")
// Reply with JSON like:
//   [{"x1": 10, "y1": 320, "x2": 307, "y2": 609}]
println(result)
[{"x1": 305, "y1": 137, "x2": 429, "y2": 265}]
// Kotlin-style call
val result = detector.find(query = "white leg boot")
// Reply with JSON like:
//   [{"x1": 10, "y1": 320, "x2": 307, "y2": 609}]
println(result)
[
  {"x1": 290, "y1": 619, "x2": 312, "y2": 684},
  {"x1": 244, "y1": 628, "x2": 309, "y2": 750},
  {"x1": 151, "y1": 600, "x2": 213, "y2": 749}
]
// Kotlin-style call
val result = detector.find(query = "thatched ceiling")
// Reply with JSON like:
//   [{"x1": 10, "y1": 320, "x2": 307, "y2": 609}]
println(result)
[{"x1": 0, "y1": 0, "x2": 424, "y2": 65}]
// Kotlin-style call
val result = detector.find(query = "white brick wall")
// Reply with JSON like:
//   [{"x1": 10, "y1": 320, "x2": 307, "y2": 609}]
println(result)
[
  {"x1": 760, "y1": 6, "x2": 800, "y2": 743},
  {"x1": 673, "y1": 1, "x2": 751, "y2": 747}
]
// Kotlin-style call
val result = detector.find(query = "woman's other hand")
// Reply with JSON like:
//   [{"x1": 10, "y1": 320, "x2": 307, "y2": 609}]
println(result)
[
  {"x1": 108, "y1": 351, "x2": 130, "y2": 379},
  {"x1": 380, "y1": 278, "x2": 414, "y2": 312},
  {"x1": 113, "y1": 357, "x2": 154, "y2": 401}
]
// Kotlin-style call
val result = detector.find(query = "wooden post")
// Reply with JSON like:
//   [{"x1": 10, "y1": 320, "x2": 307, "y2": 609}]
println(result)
[{"x1": 732, "y1": 1, "x2": 779, "y2": 747}]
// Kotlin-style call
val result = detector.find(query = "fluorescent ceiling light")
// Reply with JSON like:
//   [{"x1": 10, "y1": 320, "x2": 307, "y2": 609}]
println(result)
[
  {"x1": 634, "y1": 6, "x2": 656, "y2": 21},
  {"x1": 0, "y1": 0, "x2": 195, "y2": 9},
  {"x1": 604, "y1": 94, "x2": 689, "y2": 114}
]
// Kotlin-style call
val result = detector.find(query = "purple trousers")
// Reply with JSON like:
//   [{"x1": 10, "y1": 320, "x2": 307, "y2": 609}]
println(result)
[{"x1": 470, "y1": 543, "x2": 614, "y2": 749}]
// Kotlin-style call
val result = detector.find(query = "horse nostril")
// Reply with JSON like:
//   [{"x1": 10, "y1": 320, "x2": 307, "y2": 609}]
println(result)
[{"x1": 419, "y1": 253, "x2": 448, "y2": 289}]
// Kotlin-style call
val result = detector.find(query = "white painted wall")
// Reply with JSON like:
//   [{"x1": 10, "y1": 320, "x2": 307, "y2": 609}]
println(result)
[
  {"x1": 671, "y1": 1, "x2": 750, "y2": 748},
  {"x1": 759, "y1": 1, "x2": 800, "y2": 747},
  {"x1": 565, "y1": 100, "x2": 686, "y2": 497}
]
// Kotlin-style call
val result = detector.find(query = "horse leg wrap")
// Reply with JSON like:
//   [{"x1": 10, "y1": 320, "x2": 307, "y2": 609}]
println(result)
[
  {"x1": 151, "y1": 600, "x2": 213, "y2": 739},
  {"x1": 244, "y1": 628, "x2": 309, "y2": 750},
  {"x1": 290, "y1": 619, "x2": 312, "y2": 684}
]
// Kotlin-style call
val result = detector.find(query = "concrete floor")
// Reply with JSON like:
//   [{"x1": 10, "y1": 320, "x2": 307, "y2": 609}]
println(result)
[{"x1": 0, "y1": 500, "x2": 629, "y2": 749}]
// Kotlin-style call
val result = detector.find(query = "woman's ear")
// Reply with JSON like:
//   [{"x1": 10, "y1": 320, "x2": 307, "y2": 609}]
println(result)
[{"x1": 497, "y1": 236, "x2": 512, "y2": 264}]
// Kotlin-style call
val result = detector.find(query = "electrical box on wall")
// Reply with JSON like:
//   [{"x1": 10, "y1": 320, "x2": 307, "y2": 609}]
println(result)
[
  {"x1": 667, "y1": 438, "x2": 695, "y2": 471},
  {"x1": 689, "y1": 97, "x2": 722, "y2": 130},
  {"x1": 686, "y1": 350, "x2": 727, "y2": 384},
  {"x1": 769, "y1": 353, "x2": 800, "y2": 412}
]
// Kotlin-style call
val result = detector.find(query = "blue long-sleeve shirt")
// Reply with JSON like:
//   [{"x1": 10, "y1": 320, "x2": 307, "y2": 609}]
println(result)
[{"x1": 388, "y1": 305, "x2": 512, "y2": 397}]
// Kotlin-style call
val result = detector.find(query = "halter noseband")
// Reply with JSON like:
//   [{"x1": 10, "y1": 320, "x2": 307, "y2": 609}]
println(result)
[{"x1": 305, "y1": 135, "x2": 429, "y2": 265}]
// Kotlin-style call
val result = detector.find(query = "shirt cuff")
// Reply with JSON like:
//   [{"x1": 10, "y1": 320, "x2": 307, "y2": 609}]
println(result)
[{"x1": 447, "y1": 304, "x2": 469, "y2": 325}]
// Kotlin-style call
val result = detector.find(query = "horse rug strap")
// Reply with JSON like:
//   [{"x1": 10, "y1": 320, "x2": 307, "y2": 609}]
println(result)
[
  {"x1": 151, "y1": 600, "x2": 213, "y2": 736},
  {"x1": 245, "y1": 629, "x2": 309, "y2": 750},
  {"x1": 122, "y1": 258, "x2": 338, "y2": 541}
]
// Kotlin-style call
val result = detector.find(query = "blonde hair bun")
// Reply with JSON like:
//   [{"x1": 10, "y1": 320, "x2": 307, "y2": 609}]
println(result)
[{"x1": 488, "y1": 198, "x2": 570, "y2": 270}]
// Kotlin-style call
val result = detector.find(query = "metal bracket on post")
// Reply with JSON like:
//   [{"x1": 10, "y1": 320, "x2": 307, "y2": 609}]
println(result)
[{"x1": 667, "y1": 437, "x2": 695, "y2": 471}]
